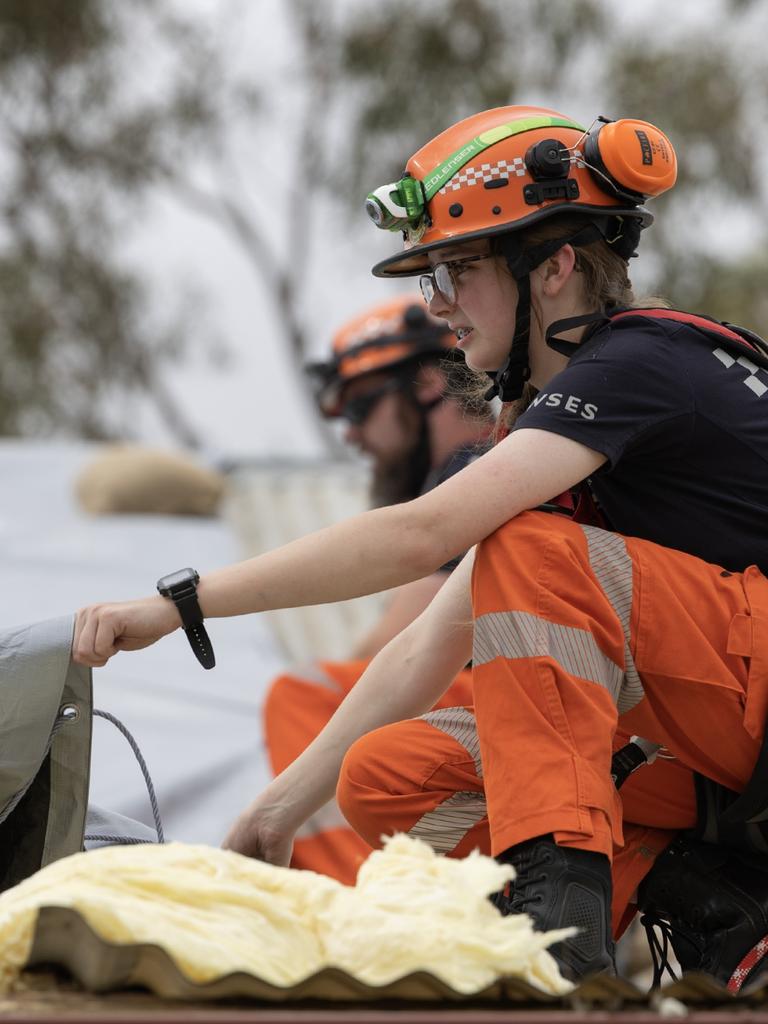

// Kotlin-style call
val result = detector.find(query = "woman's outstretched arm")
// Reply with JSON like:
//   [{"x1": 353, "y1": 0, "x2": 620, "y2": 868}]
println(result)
[{"x1": 73, "y1": 429, "x2": 605, "y2": 666}]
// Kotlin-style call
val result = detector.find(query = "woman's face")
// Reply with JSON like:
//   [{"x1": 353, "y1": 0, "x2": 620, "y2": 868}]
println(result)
[{"x1": 424, "y1": 242, "x2": 518, "y2": 373}]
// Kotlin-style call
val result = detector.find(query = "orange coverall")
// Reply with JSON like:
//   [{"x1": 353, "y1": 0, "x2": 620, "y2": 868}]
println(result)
[{"x1": 338, "y1": 510, "x2": 768, "y2": 933}]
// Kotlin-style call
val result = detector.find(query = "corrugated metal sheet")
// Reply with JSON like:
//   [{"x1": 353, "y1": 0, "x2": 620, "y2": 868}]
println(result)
[{"x1": 14, "y1": 905, "x2": 768, "y2": 1015}]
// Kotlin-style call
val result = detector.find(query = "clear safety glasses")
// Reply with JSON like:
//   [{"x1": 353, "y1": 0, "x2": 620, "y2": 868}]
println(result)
[{"x1": 419, "y1": 253, "x2": 493, "y2": 308}]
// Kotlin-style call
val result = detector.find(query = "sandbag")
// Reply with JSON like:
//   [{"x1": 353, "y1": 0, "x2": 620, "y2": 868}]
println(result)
[{"x1": 75, "y1": 446, "x2": 226, "y2": 517}]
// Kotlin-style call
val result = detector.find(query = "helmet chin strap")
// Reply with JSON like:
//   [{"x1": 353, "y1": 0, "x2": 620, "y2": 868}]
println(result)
[
  {"x1": 545, "y1": 310, "x2": 611, "y2": 356},
  {"x1": 484, "y1": 272, "x2": 532, "y2": 402},
  {"x1": 484, "y1": 223, "x2": 607, "y2": 402}
]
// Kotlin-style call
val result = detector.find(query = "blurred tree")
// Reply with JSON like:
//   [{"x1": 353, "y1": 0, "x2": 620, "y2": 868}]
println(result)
[
  {"x1": 0, "y1": 0, "x2": 226, "y2": 443},
  {"x1": 334, "y1": 0, "x2": 605, "y2": 196},
  {"x1": 607, "y1": 17, "x2": 768, "y2": 331},
  {"x1": 2, "y1": 0, "x2": 767, "y2": 445}
]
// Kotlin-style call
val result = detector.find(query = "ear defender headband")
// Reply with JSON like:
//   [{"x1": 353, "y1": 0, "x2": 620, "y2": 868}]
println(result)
[{"x1": 365, "y1": 114, "x2": 677, "y2": 237}]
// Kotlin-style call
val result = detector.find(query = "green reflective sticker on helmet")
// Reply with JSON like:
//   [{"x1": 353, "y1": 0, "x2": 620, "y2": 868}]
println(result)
[
  {"x1": 422, "y1": 115, "x2": 584, "y2": 200},
  {"x1": 477, "y1": 125, "x2": 516, "y2": 146}
]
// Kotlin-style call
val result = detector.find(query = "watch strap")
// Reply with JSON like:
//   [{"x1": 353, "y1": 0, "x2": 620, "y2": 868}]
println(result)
[
  {"x1": 172, "y1": 587, "x2": 205, "y2": 631},
  {"x1": 184, "y1": 622, "x2": 216, "y2": 670},
  {"x1": 158, "y1": 573, "x2": 216, "y2": 671}
]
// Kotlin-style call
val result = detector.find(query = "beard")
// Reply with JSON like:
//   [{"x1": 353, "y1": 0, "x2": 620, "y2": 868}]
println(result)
[{"x1": 368, "y1": 411, "x2": 431, "y2": 508}]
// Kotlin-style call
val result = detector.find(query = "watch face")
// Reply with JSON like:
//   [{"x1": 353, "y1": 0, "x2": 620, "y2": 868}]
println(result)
[{"x1": 157, "y1": 567, "x2": 199, "y2": 593}]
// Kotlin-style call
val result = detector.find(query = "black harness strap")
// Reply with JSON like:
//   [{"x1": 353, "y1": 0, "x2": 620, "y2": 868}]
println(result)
[{"x1": 545, "y1": 305, "x2": 768, "y2": 371}]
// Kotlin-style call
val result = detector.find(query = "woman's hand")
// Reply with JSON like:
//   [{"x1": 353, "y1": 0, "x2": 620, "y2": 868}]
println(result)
[
  {"x1": 222, "y1": 800, "x2": 296, "y2": 866},
  {"x1": 73, "y1": 595, "x2": 180, "y2": 667}
]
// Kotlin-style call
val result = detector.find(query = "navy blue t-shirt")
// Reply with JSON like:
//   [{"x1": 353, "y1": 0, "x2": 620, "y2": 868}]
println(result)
[{"x1": 514, "y1": 314, "x2": 768, "y2": 575}]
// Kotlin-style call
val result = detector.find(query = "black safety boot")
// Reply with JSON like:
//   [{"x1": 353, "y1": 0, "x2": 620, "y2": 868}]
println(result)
[
  {"x1": 493, "y1": 834, "x2": 616, "y2": 982},
  {"x1": 638, "y1": 836, "x2": 768, "y2": 992}
]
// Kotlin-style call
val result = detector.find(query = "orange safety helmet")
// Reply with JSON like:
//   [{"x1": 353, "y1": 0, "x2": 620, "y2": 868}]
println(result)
[
  {"x1": 367, "y1": 106, "x2": 676, "y2": 275},
  {"x1": 364, "y1": 106, "x2": 677, "y2": 400},
  {"x1": 306, "y1": 295, "x2": 455, "y2": 418}
]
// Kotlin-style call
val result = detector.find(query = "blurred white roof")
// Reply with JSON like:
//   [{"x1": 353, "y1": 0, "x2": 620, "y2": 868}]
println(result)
[{"x1": 0, "y1": 439, "x2": 285, "y2": 846}]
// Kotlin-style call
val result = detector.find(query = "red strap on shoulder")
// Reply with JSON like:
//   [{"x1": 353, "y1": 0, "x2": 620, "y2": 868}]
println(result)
[{"x1": 610, "y1": 308, "x2": 756, "y2": 352}]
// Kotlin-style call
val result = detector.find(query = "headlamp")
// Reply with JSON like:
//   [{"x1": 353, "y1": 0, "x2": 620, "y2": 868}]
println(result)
[{"x1": 365, "y1": 174, "x2": 426, "y2": 232}]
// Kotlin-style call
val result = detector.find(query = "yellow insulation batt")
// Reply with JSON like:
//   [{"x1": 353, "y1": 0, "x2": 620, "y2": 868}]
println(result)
[{"x1": 0, "y1": 834, "x2": 573, "y2": 996}]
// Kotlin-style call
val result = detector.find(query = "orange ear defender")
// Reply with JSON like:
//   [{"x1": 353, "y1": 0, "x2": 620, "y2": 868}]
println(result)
[{"x1": 581, "y1": 116, "x2": 677, "y2": 204}]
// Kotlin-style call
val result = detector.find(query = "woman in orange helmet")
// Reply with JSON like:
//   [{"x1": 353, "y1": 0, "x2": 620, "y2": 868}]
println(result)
[{"x1": 74, "y1": 106, "x2": 768, "y2": 987}]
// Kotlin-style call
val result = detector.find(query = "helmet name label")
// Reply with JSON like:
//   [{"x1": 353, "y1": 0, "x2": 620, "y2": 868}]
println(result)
[{"x1": 424, "y1": 145, "x2": 478, "y2": 194}]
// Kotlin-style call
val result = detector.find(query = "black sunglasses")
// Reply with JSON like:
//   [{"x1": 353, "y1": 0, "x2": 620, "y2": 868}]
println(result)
[{"x1": 338, "y1": 378, "x2": 404, "y2": 425}]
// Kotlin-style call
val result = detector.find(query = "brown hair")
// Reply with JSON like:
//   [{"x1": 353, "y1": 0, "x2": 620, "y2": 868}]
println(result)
[{"x1": 483, "y1": 216, "x2": 668, "y2": 440}]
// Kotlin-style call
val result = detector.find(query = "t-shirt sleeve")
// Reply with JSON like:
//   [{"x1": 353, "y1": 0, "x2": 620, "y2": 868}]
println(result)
[{"x1": 513, "y1": 323, "x2": 695, "y2": 468}]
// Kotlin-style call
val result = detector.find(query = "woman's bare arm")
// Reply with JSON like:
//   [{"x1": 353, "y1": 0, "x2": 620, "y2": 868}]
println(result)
[{"x1": 73, "y1": 429, "x2": 605, "y2": 666}]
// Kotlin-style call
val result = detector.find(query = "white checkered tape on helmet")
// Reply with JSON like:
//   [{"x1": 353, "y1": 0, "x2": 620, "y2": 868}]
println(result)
[{"x1": 438, "y1": 150, "x2": 585, "y2": 196}]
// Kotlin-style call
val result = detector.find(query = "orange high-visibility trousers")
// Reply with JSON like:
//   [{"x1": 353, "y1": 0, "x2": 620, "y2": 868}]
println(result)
[
  {"x1": 264, "y1": 658, "x2": 473, "y2": 885},
  {"x1": 338, "y1": 711, "x2": 695, "y2": 936},
  {"x1": 338, "y1": 510, "x2": 768, "y2": 932},
  {"x1": 468, "y1": 511, "x2": 767, "y2": 860}
]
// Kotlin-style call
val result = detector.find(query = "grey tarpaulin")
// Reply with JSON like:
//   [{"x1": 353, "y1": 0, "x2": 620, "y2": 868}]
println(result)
[{"x1": 0, "y1": 614, "x2": 91, "y2": 891}]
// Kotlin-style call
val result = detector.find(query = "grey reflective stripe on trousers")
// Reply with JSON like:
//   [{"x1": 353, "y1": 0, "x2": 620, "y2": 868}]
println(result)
[
  {"x1": 406, "y1": 708, "x2": 487, "y2": 854},
  {"x1": 420, "y1": 707, "x2": 483, "y2": 778},
  {"x1": 473, "y1": 611, "x2": 625, "y2": 703},
  {"x1": 580, "y1": 525, "x2": 644, "y2": 714},
  {"x1": 472, "y1": 525, "x2": 644, "y2": 715}
]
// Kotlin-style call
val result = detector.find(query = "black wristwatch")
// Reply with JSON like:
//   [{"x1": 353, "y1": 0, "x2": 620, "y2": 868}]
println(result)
[{"x1": 156, "y1": 568, "x2": 216, "y2": 670}]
